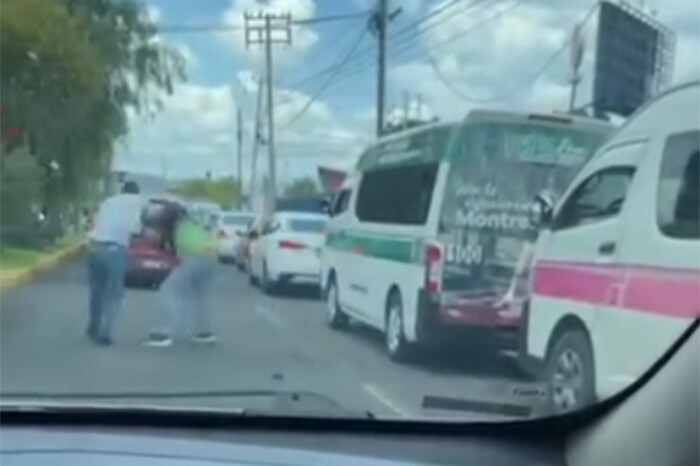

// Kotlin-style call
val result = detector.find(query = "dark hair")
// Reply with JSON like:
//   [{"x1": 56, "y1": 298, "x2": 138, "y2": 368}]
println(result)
[{"x1": 122, "y1": 180, "x2": 140, "y2": 194}]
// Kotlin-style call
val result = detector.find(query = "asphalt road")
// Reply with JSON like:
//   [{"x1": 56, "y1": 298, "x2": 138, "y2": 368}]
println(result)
[{"x1": 1, "y1": 258, "x2": 543, "y2": 421}]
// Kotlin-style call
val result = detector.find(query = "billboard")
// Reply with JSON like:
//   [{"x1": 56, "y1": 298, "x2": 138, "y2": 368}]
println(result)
[{"x1": 593, "y1": 1, "x2": 674, "y2": 117}]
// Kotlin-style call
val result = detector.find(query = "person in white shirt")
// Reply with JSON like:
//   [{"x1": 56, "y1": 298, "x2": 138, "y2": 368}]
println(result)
[{"x1": 86, "y1": 181, "x2": 145, "y2": 346}]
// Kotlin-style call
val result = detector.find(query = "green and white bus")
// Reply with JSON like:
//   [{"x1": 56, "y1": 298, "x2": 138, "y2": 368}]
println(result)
[{"x1": 321, "y1": 109, "x2": 613, "y2": 361}]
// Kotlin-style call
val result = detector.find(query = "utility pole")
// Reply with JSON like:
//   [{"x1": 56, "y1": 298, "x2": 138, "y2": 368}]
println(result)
[
  {"x1": 250, "y1": 75, "x2": 264, "y2": 213},
  {"x1": 375, "y1": 0, "x2": 388, "y2": 137},
  {"x1": 244, "y1": 11, "x2": 291, "y2": 215},
  {"x1": 236, "y1": 108, "x2": 243, "y2": 207},
  {"x1": 569, "y1": 22, "x2": 585, "y2": 112}
]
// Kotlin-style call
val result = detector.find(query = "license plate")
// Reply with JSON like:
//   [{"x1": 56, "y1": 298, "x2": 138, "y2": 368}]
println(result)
[{"x1": 142, "y1": 259, "x2": 164, "y2": 269}]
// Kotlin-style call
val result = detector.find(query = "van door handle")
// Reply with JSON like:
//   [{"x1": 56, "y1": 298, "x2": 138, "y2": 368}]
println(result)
[{"x1": 598, "y1": 241, "x2": 616, "y2": 255}]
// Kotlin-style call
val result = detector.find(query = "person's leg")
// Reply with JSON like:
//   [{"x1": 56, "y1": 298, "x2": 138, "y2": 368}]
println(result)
[
  {"x1": 97, "y1": 245, "x2": 126, "y2": 344},
  {"x1": 86, "y1": 246, "x2": 106, "y2": 340},
  {"x1": 190, "y1": 257, "x2": 216, "y2": 343},
  {"x1": 144, "y1": 259, "x2": 188, "y2": 346}
]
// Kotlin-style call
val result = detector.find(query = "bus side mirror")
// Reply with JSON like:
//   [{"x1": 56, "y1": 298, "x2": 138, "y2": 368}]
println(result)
[{"x1": 530, "y1": 192, "x2": 555, "y2": 230}]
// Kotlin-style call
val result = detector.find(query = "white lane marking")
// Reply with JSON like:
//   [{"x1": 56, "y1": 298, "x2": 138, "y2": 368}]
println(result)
[
  {"x1": 362, "y1": 383, "x2": 411, "y2": 418},
  {"x1": 255, "y1": 304, "x2": 284, "y2": 329}
]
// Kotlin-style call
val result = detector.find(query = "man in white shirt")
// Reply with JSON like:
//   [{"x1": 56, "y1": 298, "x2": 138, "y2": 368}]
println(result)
[{"x1": 87, "y1": 181, "x2": 145, "y2": 346}]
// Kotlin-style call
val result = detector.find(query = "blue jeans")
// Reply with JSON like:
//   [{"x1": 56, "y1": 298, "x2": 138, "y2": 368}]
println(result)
[
  {"x1": 153, "y1": 255, "x2": 215, "y2": 337},
  {"x1": 87, "y1": 242, "x2": 126, "y2": 341}
]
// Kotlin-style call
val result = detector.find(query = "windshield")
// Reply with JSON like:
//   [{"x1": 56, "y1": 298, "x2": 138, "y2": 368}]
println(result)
[
  {"x1": 288, "y1": 218, "x2": 327, "y2": 233},
  {"x1": 1, "y1": 0, "x2": 697, "y2": 427}
]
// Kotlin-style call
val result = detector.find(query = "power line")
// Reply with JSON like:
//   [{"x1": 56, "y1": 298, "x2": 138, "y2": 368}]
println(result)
[
  {"x1": 329, "y1": 0, "x2": 518, "y2": 86},
  {"x1": 427, "y1": 1, "x2": 599, "y2": 103},
  {"x1": 276, "y1": 24, "x2": 368, "y2": 132},
  {"x1": 158, "y1": 11, "x2": 371, "y2": 33},
  {"x1": 287, "y1": 0, "x2": 488, "y2": 88}
]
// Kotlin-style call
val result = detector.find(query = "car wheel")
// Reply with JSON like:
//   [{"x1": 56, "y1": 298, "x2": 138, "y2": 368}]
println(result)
[
  {"x1": 385, "y1": 290, "x2": 412, "y2": 362},
  {"x1": 262, "y1": 262, "x2": 277, "y2": 296},
  {"x1": 326, "y1": 276, "x2": 348, "y2": 330},
  {"x1": 545, "y1": 329, "x2": 596, "y2": 415}
]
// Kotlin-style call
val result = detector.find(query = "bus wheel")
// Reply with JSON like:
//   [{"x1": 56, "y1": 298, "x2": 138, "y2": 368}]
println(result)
[
  {"x1": 326, "y1": 276, "x2": 348, "y2": 330},
  {"x1": 545, "y1": 329, "x2": 596, "y2": 415},
  {"x1": 385, "y1": 290, "x2": 411, "y2": 362}
]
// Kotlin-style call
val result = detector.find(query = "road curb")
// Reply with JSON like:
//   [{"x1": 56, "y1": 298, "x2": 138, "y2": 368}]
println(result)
[{"x1": 0, "y1": 242, "x2": 86, "y2": 294}]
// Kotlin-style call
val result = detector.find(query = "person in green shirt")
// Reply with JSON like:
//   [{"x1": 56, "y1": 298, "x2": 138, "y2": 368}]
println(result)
[{"x1": 143, "y1": 202, "x2": 218, "y2": 347}]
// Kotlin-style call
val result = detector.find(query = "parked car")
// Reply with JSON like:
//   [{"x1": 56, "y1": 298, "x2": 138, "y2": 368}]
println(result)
[
  {"x1": 125, "y1": 198, "x2": 180, "y2": 288},
  {"x1": 249, "y1": 212, "x2": 328, "y2": 294},
  {"x1": 520, "y1": 81, "x2": 700, "y2": 415},
  {"x1": 215, "y1": 211, "x2": 256, "y2": 264},
  {"x1": 321, "y1": 109, "x2": 614, "y2": 361}
]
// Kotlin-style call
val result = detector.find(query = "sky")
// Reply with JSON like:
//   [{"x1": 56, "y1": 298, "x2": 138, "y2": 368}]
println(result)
[{"x1": 114, "y1": 0, "x2": 700, "y2": 186}]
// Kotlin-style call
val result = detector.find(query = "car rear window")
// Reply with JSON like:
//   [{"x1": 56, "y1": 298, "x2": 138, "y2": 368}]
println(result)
[
  {"x1": 288, "y1": 219, "x2": 327, "y2": 233},
  {"x1": 223, "y1": 215, "x2": 254, "y2": 227}
]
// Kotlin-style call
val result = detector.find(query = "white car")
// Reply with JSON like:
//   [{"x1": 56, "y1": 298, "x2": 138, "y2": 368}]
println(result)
[
  {"x1": 249, "y1": 212, "x2": 328, "y2": 294},
  {"x1": 214, "y1": 211, "x2": 256, "y2": 264}
]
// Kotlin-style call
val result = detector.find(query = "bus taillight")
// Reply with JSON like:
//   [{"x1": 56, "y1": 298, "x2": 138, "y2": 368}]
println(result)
[{"x1": 424, "y1": 241, "x2": 444, "y2": 294}]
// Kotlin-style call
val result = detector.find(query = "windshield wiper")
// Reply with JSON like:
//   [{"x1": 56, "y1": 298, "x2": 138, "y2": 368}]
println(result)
[{"x1": 0, "y1": 390, "x2": 375, "y2": 419}]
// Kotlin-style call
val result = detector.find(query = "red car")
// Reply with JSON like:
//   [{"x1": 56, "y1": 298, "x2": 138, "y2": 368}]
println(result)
[{"x1": 125, "y1": 198, "x2": 179, "y2": 288}]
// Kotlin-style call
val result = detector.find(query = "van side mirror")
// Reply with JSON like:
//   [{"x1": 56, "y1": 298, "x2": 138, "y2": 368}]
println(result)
[
  {"x1": 320, "y1": 197, "x2": 331, "y2": 215},
  {"x1": 249, "y1": 230, "x2": 259, "y2": 240},
  {"x1": 530, "y1": 192, "x2": 555, "y2": 230}
]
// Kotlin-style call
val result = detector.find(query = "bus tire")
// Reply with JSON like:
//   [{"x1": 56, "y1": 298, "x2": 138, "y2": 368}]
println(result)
[
  {"x1": 385, "y1": 289, "x2": 412, "y2": 362},
  {"x1": 326, "y1": 275, "x2": 348, "y2": 330},
  {"x1": 545, "y1": 329, "x2": 596, "y2": 415}
]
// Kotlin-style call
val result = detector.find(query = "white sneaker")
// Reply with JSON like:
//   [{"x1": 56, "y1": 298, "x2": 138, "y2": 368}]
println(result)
[
  {"x1": 142, "y1": 334, "x2": 173, "y2": 347},
  {"x1": 192, "y1": 333, "x2": 218, "y2": 344}
]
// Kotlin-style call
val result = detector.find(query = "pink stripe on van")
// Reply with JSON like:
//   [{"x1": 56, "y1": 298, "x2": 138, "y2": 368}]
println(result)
[{"x1": 533, "y1": 261, "x2": 700, "y2": 319}]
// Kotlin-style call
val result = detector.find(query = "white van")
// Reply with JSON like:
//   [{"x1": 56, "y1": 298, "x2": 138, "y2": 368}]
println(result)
[
  {"x1": 520, "y1": 81, "x2": 700, "y2": 414},
  {"x1": 321, "y1": 110, "x2": 613, "y2": 361}
]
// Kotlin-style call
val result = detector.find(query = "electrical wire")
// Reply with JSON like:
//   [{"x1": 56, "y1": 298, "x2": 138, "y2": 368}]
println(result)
[
  {"x1": 275, "y1": 24, "x2": 368, "y2": 132},
  {"x1": 288, "y1": 0, "x2": 489, "y2": 88},
  {"x1": 427, "y1": 1, "x2": 599, "y2": 103},
  {"x1": 303, "y1": 0, "x2": 513, "y2": 89},
  {"x1": 157, "y1": 11, "x2": 371, "y2": 33}
]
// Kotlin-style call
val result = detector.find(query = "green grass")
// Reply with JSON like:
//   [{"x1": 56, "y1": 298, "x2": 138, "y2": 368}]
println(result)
[
  {"x1": 0, "y1": 247, "x2": 47, "y2": 271},
  {"x1": 0, "y1": 237, "x2": 79, "y2": 272}
]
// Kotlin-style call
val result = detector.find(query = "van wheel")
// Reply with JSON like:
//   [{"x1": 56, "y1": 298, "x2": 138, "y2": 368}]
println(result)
[
  {"x1": 545, "y1": 329, "x2": 596, "y2": 415},
  {"x1": 326, "y1": 276, "x2": 348, "y2": 330},
  {"x1": 385, "y1": 290, "x2": 411, "y2": 362}
]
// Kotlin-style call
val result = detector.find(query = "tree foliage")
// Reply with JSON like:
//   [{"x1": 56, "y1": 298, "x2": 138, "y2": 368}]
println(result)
[
  {"x1": 0, "y1": 0, "x2": 186, "y2": 232},
  {"x1": 173, "y1": 178, "x2": 242, "y2": 210},
  {"x1": 285, "y1": 177, "x2": 319, "y2": 197}
]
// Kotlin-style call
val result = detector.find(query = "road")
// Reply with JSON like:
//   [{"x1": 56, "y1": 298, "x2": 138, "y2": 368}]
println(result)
[{"x1": 1, "y1": 258, "x2": 543, "y2": 421}]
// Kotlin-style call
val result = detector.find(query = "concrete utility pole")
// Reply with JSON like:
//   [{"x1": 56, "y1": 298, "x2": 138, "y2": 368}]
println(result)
[
  {"x1": 250, "y1": 75, "x2": 264, "y2": 213},
  {"x1": 244, "y1": 12, "x2": 292, "y2": 215},
  {"x1": 236, "y1": 107, "x2": 243, "y2": 206},
  {"x1": 569, "y1": 22, "x2": 585, "y2": 112},
  {"x1": 375, "y1": 0, "x2": 388, "y2": 137}
]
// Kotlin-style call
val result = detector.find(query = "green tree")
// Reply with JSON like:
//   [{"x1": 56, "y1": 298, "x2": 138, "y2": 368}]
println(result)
[
  {"x1": 173, "y1": 177, "x2": 242, "y2": 209},
  {"x1": 0, "y1": 0, "x2": 185, "y2": 238},
  {"x1": 285, "y1": 176, "x2": 319, "y2": 197}
]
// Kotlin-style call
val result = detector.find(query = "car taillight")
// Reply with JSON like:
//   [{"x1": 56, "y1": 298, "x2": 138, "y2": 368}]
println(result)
[
  {"x1": 424, "y1": 241, "x2": 444, "y2": 294},
  {"x1": 279, "y1": 240, "x2": 305, "y2": 250}
]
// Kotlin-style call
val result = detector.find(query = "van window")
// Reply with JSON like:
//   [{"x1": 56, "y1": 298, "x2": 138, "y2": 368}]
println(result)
[
  {"x1": 657, "y1": 131, "x2": 700, "y2": 239},
  {"x1": 356, "y1": 163, "x2": 439, "y2": 225},
  {"x1": 554, "y1": 166, "x2": 635, "y2": 230}
]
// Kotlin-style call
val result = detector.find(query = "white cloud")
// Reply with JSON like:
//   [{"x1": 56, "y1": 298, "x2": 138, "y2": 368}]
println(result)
[
  {"x1": 390, "y1": 0, "x2": 699, "y2": 122},
  {"x1": 219, "y1": 0, "x2": 319, "y2": 67}
]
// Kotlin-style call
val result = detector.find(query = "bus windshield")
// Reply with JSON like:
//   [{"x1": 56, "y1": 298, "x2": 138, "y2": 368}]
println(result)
[{"x1": 439, "y1": 121, "x2": 611, "y2": 294}]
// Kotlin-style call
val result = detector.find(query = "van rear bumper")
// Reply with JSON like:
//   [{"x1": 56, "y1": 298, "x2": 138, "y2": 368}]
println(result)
[{"x1": 415, "y1": 289, "x2": 521, "y2": 352}]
